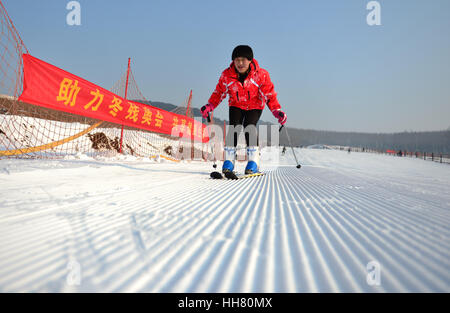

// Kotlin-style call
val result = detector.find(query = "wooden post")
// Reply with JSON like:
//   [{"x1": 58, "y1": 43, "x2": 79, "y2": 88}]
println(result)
[
  {"x1": 186, "y1": 90, "x2": 192, "y2": 116},
  {"x1": 119, "y1": 58, "x2": 131, "y2": 154}
]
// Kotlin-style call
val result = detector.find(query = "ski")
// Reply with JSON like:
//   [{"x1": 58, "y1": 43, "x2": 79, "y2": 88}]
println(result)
[
  {"x1": 210, "y1": 171, "x2": 223, "y2": 179},
  {"x1": 210, "y1": 171, "x2": 265, "y2": 180}
]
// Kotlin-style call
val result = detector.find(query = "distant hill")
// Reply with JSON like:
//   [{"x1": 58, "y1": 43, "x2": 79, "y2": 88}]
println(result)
[
  {"x1": 280, "y1": 128, "x2": 450, "y2": 154},
  {"x1": 133, "y1": 100, "x2": 450, "y2": 153},
  {"x1": 134, "y1": 99, "x2": 275, "y2": 124},
  {"x1": 135, "y1": 100, "x2": 177, "y2": 112}
]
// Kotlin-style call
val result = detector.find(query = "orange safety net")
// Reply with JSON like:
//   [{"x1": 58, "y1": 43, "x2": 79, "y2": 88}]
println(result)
[{"x1": 0, "y1": 1, "x2": 207, "y2": 161}]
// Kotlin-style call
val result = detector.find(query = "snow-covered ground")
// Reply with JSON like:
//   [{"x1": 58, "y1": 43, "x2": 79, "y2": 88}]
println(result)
[{"x1": 0, "y1": 148, "x2": 449, "y2": 292}]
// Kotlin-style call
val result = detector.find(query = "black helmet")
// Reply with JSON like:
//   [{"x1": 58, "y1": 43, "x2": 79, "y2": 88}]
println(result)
[{"x1": 232, "y1": 45, "x2": 253, "y2": 61}]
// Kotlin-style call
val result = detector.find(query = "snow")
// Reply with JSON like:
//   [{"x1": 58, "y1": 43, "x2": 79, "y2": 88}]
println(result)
[
  {"x1": 0, "y1": 148, "x2": 449, "y2": 292},
  {"x1": 0, "y1": 115, "x2": 187, "y2": 158},
  {"x1": 306, "y1": 144, "x2": 331, "y2": 149}
]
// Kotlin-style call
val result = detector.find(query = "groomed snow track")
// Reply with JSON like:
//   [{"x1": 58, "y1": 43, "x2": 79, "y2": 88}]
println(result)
[{"x1": 0, "y1": 149, "x2": 449, "y2": 292}]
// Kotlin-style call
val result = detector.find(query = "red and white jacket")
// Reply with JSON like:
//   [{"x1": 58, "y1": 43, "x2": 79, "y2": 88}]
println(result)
[{"x1": 207, "y1": 59, "x2": 281, "y2": 112}]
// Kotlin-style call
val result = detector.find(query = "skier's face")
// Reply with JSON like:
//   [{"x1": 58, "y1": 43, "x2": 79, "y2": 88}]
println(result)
[{"x1": 234, "y1": 57, "x2": 251, "y2": 74}]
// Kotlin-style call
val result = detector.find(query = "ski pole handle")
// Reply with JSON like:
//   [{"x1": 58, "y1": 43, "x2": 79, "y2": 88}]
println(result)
[{"x1": 207, "y1": 113, "x2": 211, "y2": 123}]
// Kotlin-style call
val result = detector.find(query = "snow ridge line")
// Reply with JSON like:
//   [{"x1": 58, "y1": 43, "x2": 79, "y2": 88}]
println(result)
[
  {"x1": 0, "y1": 156, "x2": 449, "y2": 292},
  {"x1": 280, "y1": 167, "x2": 450, "y2": 291}
]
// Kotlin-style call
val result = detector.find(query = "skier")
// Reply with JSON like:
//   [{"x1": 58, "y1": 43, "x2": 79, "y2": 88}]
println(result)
[{"x1": 201, "y1": 45, "x2": 287, "y2": 175}]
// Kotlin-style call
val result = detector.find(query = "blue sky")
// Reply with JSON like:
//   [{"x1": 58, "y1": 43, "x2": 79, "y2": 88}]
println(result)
[{"x1": 5, "y1": 0, "x2": 450, "y2": 132}]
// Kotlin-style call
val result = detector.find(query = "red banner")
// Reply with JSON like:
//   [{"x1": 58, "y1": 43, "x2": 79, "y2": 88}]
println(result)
[{"x1": 18, "y1": 54, "x2": 207, "y2": 142}]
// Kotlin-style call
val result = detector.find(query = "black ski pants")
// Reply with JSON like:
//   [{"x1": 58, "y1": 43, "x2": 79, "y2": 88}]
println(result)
[{"x1": 226, "y1": 106, "x2": 262, "y2": 147}]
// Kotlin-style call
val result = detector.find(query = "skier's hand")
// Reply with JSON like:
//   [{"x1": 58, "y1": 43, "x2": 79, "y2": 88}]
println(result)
[
  {"x1": 272, "y1": 109, "x2": 287, "y2": 125},
  {"x1": 201, "y1": 103, "x2": 214, "y2": 119}
]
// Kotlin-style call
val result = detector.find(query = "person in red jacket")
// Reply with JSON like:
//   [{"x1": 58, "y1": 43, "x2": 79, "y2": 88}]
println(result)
[{"x1": 201, "y1": 45, "x2": 287, "y2": 174}]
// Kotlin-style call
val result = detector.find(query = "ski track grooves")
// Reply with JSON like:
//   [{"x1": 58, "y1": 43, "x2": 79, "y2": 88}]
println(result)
[{"x1": 0, "y1": 159, "x2": 449, "y2": 292}]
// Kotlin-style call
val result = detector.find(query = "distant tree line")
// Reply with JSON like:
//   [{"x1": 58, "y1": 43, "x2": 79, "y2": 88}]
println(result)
[{"x1": 276, "y1": 128, "x2": 450, "y2": 154}]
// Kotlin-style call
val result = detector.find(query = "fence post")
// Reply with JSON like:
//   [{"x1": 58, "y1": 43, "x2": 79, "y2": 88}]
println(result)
[{"x1": 119, "y1": 58, "x2": 131, "y2": 154}]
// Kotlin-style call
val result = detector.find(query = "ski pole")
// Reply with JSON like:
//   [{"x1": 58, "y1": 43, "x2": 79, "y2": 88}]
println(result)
[
  {"x1": 279, "y1": 125, "x2": 301, "y2": 169},
  {"x1": 207, "y1": 113, "x2": 217, "y2": 169}
]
